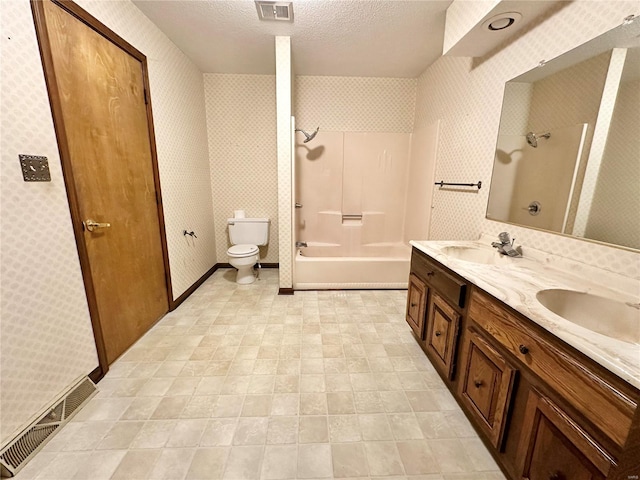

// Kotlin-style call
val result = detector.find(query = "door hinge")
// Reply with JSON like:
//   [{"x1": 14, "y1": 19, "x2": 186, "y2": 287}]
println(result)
[{"x1": 143, "y1": 88, "x2": 148, "y2": 105}]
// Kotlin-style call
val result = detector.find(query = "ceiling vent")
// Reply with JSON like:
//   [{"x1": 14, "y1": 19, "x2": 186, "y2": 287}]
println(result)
[{"x1": 255, "y1": 1, "x2": 293, "y2": 22}]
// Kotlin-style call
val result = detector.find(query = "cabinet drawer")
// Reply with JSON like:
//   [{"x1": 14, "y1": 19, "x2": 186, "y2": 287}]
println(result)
[
  {"x1": 411, "y1": 250, "x2": 467, "y2": 308},
  {"x1": 406, "y1": 274, "x2": 427, "y2": 339},
  {"x1": 469, "y1": 290, "x2": 636, "y2": 448},
  {"x1": 458, "y1": 327, "x2": 516, "y2": 448},
  {"x1": 517, "y1": 389, "x2": 614, "y2": 480},
  {"x1": 426, "y1": 293, "x2": 460, "y2": 379}
]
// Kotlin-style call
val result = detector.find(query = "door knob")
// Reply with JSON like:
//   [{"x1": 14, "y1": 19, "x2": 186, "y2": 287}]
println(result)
[{"x1": 84, "y1": 219, "x2": 111, "y2": 232}]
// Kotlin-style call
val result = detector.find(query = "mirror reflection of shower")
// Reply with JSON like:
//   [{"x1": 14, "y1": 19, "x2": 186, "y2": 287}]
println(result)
[
  {"x1": 295, "y1": 127, "x2": 319, "y2": 143},
  {"x1": 526, "y1": 131, "x2": 551, "y2": 148}
]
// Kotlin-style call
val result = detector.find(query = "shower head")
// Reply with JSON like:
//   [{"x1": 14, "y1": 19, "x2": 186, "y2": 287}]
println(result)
[
  {"x1": 296, "y1": 127, "x2": 319, "y2": 143},
  {"x1": 526, "y1": 131, "x2": 551, "y2": 148}
]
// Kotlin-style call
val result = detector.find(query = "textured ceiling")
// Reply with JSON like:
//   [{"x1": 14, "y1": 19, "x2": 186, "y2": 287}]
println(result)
[{"x1": 132, "y1": 0, "x2": 453, "y2": 77}]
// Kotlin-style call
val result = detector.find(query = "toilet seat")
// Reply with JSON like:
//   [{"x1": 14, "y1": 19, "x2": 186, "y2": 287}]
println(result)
[{"x1": 227, "y1": 244, "x2": 259, "y2": 257}]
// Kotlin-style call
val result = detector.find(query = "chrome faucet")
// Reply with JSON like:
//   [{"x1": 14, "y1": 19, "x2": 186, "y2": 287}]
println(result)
[
  {"x1": 295, "y1": 241, "x2": 307, "y2": 248},
  {"x1": 491, "y1": 232, "x2": 522, "y2": 257}
]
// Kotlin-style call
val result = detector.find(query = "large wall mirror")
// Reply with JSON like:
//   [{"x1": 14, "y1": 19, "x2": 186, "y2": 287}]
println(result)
[{"x1": 487, "y1": 15, "x2": 640, "y2": 250}]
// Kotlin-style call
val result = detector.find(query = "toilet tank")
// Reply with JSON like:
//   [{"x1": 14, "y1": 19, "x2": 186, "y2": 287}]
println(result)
[{"x1": 228, "y1": 218, "x2": 270, "y2": 246}]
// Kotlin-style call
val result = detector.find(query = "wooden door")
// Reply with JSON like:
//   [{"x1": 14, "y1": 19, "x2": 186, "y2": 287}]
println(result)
[{"x1": 34, "y1": 0, "x2": 170, "y2": 367}]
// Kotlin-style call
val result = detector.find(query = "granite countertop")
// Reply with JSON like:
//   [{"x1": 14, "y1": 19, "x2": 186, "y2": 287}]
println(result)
[{"x1": 409, "y1": 236, "x2": 640, "y2": 390}]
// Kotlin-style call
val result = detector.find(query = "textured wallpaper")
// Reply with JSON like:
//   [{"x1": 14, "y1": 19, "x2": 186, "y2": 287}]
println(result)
[
  {"x1": 204, "y1": 74, "x2": 279, "y2": 264},
  {"x1": 1, "y1": 0, "x2": 98, "y2": 445},
  {"x1": 415, "y1": 1, "x2": 640, "y2": 279},
  {"x1": 295, "y1": 76, "x2": 417, "y2": 133},
  {"x1": 1, "y1": 0, "x2": 215, "y2": 445}
]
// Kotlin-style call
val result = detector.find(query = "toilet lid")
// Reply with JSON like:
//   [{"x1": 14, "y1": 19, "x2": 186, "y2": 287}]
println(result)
[{"x1": 228, "y1": 244, "x2": 259, "y2": 257}]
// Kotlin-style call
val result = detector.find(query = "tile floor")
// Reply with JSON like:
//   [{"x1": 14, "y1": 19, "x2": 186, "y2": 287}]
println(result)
[{"x1": 14, "y1": 269, "x2": 505, "y2": 480}]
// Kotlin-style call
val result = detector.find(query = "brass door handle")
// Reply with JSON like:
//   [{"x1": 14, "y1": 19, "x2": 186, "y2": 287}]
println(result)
[{"x1": 84, "y1": 219, "x2": 111, "y2": 232}]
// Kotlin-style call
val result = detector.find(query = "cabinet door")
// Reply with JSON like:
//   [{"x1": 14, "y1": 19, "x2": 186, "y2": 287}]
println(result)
[
  {"x1": 425, "y1": 292, "x2": 460, "y2": 379},
  {"x1": 517, "y1": 389, "x2": 613, "y2": 480},
  {"x1": 458, "y1": 328, "x2": 516, "y2": 449},
  {"x1": 406, "y1": 274, "x2": 427, "y2": 339}
]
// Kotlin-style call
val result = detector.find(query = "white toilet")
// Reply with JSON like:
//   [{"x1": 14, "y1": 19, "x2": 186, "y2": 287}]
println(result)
[{"x1": 227, "y1": 217, "x2": 270, "y2": 284}]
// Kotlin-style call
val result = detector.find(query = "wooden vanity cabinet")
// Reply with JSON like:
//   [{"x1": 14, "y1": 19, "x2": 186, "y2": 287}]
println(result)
[
  {"x1": 406, "y1": 274, "x2": 427, "y2": 338},
  {"x1": 517, "y1": 389, "x2": 613, "y2": 480},
  {"x1": 405, "y1": 248, "x2": 640, "y2": 480},
  {"x1": 458, "y1": 327, "x2": 516, "y2": 449},
  {"x1": 406, "y1": 248, "x2": 468, "y2": 381}
]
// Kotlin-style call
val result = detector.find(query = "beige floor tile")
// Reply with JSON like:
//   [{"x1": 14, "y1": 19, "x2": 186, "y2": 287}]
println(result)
[
  {"x1": 110, "y1": 449, "x2": 161, "y2": 479},
  {"x1": 151, "y1": 395, "x2": 190, "y2": 419},
  {"x1": 201, "y1": 418, "x2": 238, "y2": 446},
  {"x1": 96, "y1": 421, "x2": 144, "y2": 450},
  {"x1": 396, "y1": 440, "x2": 440, "y2": 474},
  {"x1": 119, "y1": 396, "x2": 162, "y2": 420},
  {"x1": 186, "y1": 447, "x2": 230, "y2": 479},
  {"x1": 460, "y1": 437, "x2": 500, "y2": 471},
  {"x1": 131, "y1": 420, "x2": 176, "y2": 448},
  {"x1": 331, "y1": 442, "x2": 369, "y2": 477},
  {"x1": 358, "y1": 413, "x2": 393, "y2": 440},
  {"x1": 299, "y1": 415, "x2": 329, "y2": 443},
  {"x1": 328, "y1": 415, "x2": 361, "y2": 442},
  {"x1": 297, "y1": 443, "x2": 333, "y2": 479},
  {"x1": 213, "y1": 395, "x2": 244, "y2": 417},
  {"x1": 270, "y1": 393, "x2": 299, "y2": 415},
  {"x1": 363, "y1": 441, "x2": 405, "y2": 476},
  {"x1": 327, "y1": 392, "x2": 355, "y2": 414},
  {"x1": 300, "y1": 392, "x2": 328, "y2": 415},
  {"x1": 266, "y1": 416, "x2": 298, "y2": 444},
  {"x1": 166, "y1": 419, "x2": 207, "y2": 447},
  {"x1": 149, "y1": 447, "x2": 196, "y2": 480},
  {"x1": 262, "y1": 445, "x2": 298, "y2": 479},
  {"x1": 241, "y1": 394, "x2": 272, "y2": 416},
  {"x1": 325, "y1": 374, "x2": 352, "y2": 392},
  {"x1": 380, "y1": 390, "x2": 412, "y2": 412},
  {"x1": 18, "y1": 274, "x2": 503, "y2": 480},
  {"x1": 223, "y1": 445, "x2": 264, "y2": 479},
  {"x1": 233, "y1": 417, "x2": 269, "y2": 445},
  {"x1": 353, "y1": 391, "x2": 384, "y2": 413},
  {"x1": 71, "y1": 450, "x2": 126, "y2": 479},
  {"x1": 416, "y1": 411, "x2": 455, "y2": 438},
  {"x1": 428, "y1": 439, "x2": 474, "y2": 473}
]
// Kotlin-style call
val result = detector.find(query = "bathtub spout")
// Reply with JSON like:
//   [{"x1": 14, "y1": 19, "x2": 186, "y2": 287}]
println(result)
[{"x1": 296, "y1": 241, "x2": 308, "y2": 248}]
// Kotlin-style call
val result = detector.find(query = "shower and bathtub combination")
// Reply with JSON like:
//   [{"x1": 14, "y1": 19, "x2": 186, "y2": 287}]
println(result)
[{"x1": 292, "y1": 125, "x2": 435, "y2": 290}]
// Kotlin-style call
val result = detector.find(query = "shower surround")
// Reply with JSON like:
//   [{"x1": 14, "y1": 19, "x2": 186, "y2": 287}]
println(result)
[{"x1": 294, "y1": 131, "x2": 415, "y2": 289}]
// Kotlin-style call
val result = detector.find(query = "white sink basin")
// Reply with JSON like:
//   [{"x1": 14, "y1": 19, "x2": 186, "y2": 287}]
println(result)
[
  {"x1": 536, "y1": 289, "x2": 640, "y2": 344},
  {"x1": 441, "y1": 245, "x2": 510, "y2": 265}
]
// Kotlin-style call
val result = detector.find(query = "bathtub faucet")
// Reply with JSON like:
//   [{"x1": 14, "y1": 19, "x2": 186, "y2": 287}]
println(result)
[{"x1": 296, "y1": 241, "x2": 308, "y2": 248}]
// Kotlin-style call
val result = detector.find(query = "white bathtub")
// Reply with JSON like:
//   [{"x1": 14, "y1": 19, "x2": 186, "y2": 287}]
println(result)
[{"x1": 294, "y1": 243, "x2": 411, "y2": 290}]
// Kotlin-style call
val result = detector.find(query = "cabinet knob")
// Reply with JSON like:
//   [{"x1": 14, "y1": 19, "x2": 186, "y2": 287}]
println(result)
[
  {"x1": 474, "y1": 380, "x2": 483, "y2": 388},
  {"x1": 411, "y1": 303, "x2": 417, "y2": 307},
  {"x1": 434, "y1": 331, "x2": 442, "y2": 337},
  {"x1": 519, "y1": 344, "x2": 529, "y2": 354},
  {"x1": 426, "y1": 271, "x2": 435, "y2": 277},
  {"x1": 549, "y1": 471, "x2": 564, "y2": 480}
]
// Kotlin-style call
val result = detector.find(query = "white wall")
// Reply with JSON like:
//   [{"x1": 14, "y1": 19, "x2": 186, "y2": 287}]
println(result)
[
  {"x1": 415, "y1": 1, "x2": 640, "y2": 280},
  {"x1": 0, "y1": 0, "x2": 215, "y2": 445}
]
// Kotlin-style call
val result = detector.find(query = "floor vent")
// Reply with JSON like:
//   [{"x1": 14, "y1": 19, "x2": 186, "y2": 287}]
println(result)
[
  {"x1": 255, "y1": 1, "x2": 293, "y2": 22},
  {"x1": 0, "y1": 377, "x2": 97, "y2": 478}
]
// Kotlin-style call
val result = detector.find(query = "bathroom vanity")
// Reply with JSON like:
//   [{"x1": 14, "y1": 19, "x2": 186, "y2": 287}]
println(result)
[{"x1": 406, "y1": 239, "x2": 640, "y2": 480}]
